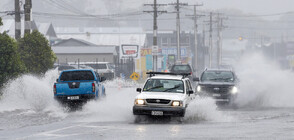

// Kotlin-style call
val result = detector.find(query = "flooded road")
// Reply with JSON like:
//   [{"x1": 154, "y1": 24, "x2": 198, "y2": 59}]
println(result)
[{"x1": 1, "y1": 53, "x2": 294, "y2": 139}]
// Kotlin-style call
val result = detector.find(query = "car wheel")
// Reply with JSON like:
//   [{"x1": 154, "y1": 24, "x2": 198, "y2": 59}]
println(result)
[
  {"x1": 172, "y1": 117, "x2": 184, "y2": 123},
  {"x1": 102, "y1": 88, "x2": 106, "y2": 97},
  {"x1": 134, "y1": 115, "x2": 143, "y2": 123}
]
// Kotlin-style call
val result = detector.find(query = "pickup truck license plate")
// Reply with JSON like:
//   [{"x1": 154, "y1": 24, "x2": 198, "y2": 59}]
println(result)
[
  {"x1": 151, "y1": 111, "x2": 163, "y2": 116},
  {"x1": 67, "y1": 96, "x2": 79, "y2": 100}
]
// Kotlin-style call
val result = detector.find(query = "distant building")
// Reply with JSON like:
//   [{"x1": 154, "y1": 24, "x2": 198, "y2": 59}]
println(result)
[
  {"x1": 222, "y1": 39, "x2": 247, "y2": 65},
  {"x1": 55, "y1": 27, "x2": 145, "y2": 76},
  {"x1": 31, "y1": 21, "x2": 58, "y2": 44},
  {"x1": 55, "y1": 27, "x2": 146, "y2": 47},
  {"x1": 52, "y1": 38, "x2": 118, "y2": 64},
  {"x1": 145, "y1": 31, "x2": 206, "y2": 72}
]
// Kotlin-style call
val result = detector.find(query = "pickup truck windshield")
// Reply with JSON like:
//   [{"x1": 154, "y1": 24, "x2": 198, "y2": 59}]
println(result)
[
  {"x1": 60, "y1": 71, "x2": 95, "y2": 81},
  {"x1": 143, "y1": 79, "x2": 184, "y2": 93},
  {"x1": 201, "y1": 71, "x2": 234, "y2": 82}
]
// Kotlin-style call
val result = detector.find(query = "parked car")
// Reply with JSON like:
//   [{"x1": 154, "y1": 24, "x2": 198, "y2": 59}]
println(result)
[
  {"x1": 54, "y1": 69, "x2": 106, "y2": 107},
  {"x1": 78, "y1": 62, "x2": 115, "y2": 80},
  {"x1": 170, "y1": 64, "x2": 196, "y2": 85},
  {"x1": 55, "y1": 64, "x2": 93, "y2": 74},
  {"x1": 55, "y1": 64, "x2": 77, "y2": 72},
  {"x1": 133, "y1": 72, "x2": 196, "y2": 120},
  {"x1": 196, "y1": 68, "x2": 239, "y2": 105}
]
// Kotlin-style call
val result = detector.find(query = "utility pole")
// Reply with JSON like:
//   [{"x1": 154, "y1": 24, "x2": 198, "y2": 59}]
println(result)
[
  {"x1": 15, "y1": 0, "x2": 21, "y2": 40},
  {"x1": 216, "y1": 13, "x2": 227, "y2": 67},
  {"x1": 216, "y1": 13, "x2": 221, "y2": 67},
  {"x1": 24, "y1": 0, "x2": 32, "y2": 34},
  {"x1": 144, "y1": 0, "x2": 167, "y2": 71},
  {"x1": 169, "y1": 0, "x2": 188, "y2": 63},
  {"x1": 186, "y1": 4, "x2": 203, "y2": 75},
  {"x1": 209, "y1": 12, "x2": 213, "y2": 68}
]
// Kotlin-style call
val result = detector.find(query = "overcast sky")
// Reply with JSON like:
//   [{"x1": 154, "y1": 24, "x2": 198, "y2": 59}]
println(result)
[
  {"x1": 183, "y1": 0, "x2": 294, "y2": 15},
  {"x1": 1, "y1": 0, "x2": 294, "y2": 18}
]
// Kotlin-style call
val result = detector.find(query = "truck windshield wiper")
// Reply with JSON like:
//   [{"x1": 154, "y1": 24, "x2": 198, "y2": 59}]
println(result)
[
  {"x1": 163, "y1": 85, "x2": 180, "y2": 92},
  {"x1": 222, "y1": 77, "x2": 233, "y2": 80},
  {"x1": 145, "y1": 85, "x2": 163, "y2": 91},
  {"x1": 208, "y1": 78, "x2": 220, "y2": 81}
]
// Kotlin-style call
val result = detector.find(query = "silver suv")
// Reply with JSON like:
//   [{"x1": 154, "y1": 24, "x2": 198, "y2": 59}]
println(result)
[{"x1": 79, "y1": 62, "x2": 115, "y2": 80}]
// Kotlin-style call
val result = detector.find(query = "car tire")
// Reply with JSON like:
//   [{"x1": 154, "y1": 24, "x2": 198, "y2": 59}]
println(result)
[{"x1": 134, "y1": 115, "x2": 144, "y2": 123}]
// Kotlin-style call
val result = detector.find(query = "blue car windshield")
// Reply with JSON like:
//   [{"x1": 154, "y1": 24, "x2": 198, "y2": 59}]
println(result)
[
  {"x1": 201, "y1": 71, "x2": 234, "y2": 82},
  {"x1": 143, "y1": 79, "x2": 184, "y2": 93}
]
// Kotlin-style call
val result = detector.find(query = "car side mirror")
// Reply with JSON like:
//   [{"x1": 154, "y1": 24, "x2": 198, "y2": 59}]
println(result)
[
  {"x1": 100, "y1": 77, "x2": 106, "y2": 82},
  {"x1": 193, "y1": 77, "x2": 200, "y2": 81},
  {"x1": 136, "y1": 88, "x2": 142, "y2": 93},
  {"x1": 56, "y1": 79, "x2": 59, "y2": 82},
  {"x1": 188, "y1": 90, "x2": 194, "y2": 94}
]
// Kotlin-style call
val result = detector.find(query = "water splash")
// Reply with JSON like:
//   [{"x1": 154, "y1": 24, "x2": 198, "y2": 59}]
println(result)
[
  {"x1": 185, "y1": 97, "x2": 234, "y2": 123},
  {"x1": 234, "y1": 52, "x2": 294, "y2": 108},
  {"x1": 0, "y1": 69, "x2": 67, "y2": 129}
]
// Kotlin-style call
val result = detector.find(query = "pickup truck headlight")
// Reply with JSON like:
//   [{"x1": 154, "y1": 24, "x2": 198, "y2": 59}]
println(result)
[
  {"x1": 172, "y1": 101, "x2": 183, "y2": 107},
  {"x1": 135, "y1": 99, "x2": 145, "y2": 105},
  {"x1": 196, "y1": 85, "x2": 201, "y2": 92},
  {"x1": 231, "y1": 86, "x2": 238, "y2": 94}
]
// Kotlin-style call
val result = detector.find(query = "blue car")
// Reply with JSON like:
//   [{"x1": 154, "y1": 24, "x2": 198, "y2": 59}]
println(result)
[{"x1": 54, "y1": 69, "x2": 106, "y2": 105}]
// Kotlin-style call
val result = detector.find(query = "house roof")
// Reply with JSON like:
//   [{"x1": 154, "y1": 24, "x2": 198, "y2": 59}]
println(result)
[
  {"x1": 32, "y1": 21, "x2": 57, "y2": 38},
  {"x1": 56, "y1": 27, "x2": 146, "y2": 46},
  {"x1": 55, "y1": 27, "x2": 144, "y2": 34},
  {"x1": 57, "y1": 34, "x2": 146, "y2": 46},
  {"x1": 53, "y1": 38, "x2": 98, "y2": 47},
  {"x1": 0, "y1": 19, "x2": 57, "y2": 38},
  {"x1": 52, "y1": 46, "x2": 117, "y2": 55}
]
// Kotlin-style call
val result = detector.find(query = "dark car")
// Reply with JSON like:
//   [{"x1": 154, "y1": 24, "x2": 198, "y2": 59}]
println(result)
[
  {"x1": 196, "y1": 69, "x2": 239, "y2": 105},
  {"x1": 170, "y1": 64, "x2": 196, "y2": 83}
]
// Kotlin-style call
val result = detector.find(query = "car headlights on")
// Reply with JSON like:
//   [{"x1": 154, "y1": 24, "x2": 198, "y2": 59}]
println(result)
[
  {"x1": 231, "y1": 86, "x2": 238, "y2": 94},
  {"x1": 135, "y1": 99, "x2": 145, "y2": 105},
  {"x1": 172, "y1": 101, "x2": 182, "y2": 107},
  {"x1": 196, "y1": 85, "x2": 201, "y2": 92}
]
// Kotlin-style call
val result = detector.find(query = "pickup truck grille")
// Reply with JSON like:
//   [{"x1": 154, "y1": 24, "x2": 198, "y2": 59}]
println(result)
[
  {"x1": 146, "y1": 99, "x2": 171, "y2": 104},
  {"x1": 202, "y1": 86, "x2": 231, "y2": 94}
]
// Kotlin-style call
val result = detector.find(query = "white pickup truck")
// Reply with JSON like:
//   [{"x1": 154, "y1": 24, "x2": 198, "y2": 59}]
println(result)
[{"x1": 133, "y1": 72, "x2": 196, "y2": 118}]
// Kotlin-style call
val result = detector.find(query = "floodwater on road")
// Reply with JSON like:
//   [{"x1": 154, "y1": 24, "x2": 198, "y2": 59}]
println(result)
[{"x1": 1, "y1": 53, "x2": 294, "y2": 139}]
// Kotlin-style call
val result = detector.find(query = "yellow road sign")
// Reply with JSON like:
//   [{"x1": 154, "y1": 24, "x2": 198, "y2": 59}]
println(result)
[{"x1": 130, "y1": 72, "x2": 139, "y2": 81}]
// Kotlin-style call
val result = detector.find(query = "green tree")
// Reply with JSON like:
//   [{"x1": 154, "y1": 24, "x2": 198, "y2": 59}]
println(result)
[
  {"x1": 0, "y1": 33, "x2": 26, "y2": 88},
  {"x1": 18, "y1": 30, "x2": 56, "y2": 75}
]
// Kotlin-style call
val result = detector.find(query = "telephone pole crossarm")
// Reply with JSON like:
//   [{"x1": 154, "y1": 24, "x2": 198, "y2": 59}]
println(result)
[
  {"x1": 168, "y1": 0, "x2": 188, "y2": 62},
  {"x1": 144, "y1": 0, "x2": 167, "y2": 71},
  {"x1": 185, "y1": 4, "x2": 204, "y2": 74}
]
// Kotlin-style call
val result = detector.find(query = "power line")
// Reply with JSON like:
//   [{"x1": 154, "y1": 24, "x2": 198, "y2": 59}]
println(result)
[
  {"x1": 32, "y1": 11, "x2": 147, "y2": 19},
  {"x1": 227, "y1": 26, "x2": 294, "y2": 30},
  {"x1": 169, "y1": 0, "x2": 188, "y2": 61},
  {"x1": 45, "y1": 0, "x2": 80, "y2": 14},
  {"x1": 58, "y1": 0, "x2": 88, "y2": 15},
  {"x1": 186, "y1": 4, "x2": 204, "y2": 74},
  {"x1": 226, "y1": 11, "x2": 294, "y2": 17},
  {"x1": 182, "y1": 7, "x2": 294, "y2": 18}
]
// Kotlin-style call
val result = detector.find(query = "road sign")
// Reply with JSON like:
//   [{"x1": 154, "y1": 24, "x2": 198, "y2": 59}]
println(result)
[
  {"x1": 120, "y1": 44, "x2": 140, "y2": 59},
  {"x1": 152, "y1": 45, "x2": 158, "y2": 55},
  {"x1": 130, "y1": 72, "x2": 140, "y2": 81}
]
